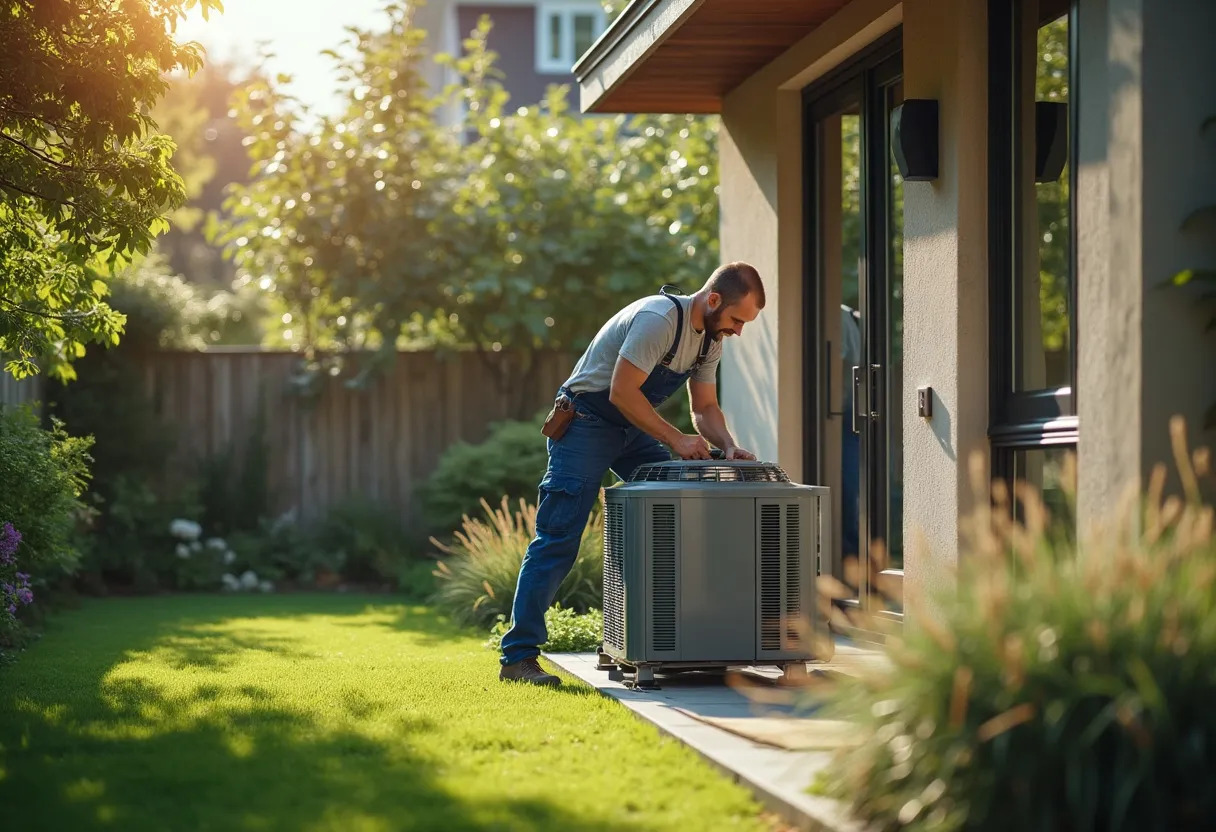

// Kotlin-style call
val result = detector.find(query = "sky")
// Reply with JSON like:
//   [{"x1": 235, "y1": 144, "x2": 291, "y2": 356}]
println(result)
[{"x1": 177, "y1": 0, "x2": 396, "y2": 117}]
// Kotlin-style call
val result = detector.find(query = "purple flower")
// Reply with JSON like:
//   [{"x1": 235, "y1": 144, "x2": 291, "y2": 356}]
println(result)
[
  {"x1": 16, "y1": 588, "x2": 33, "y2": 605},
  {"x1": 0, "y1": 522, "x2": 19, "y2": 566},
  {"x1": 6, "y1": 604, "x2": 15, "y2": 616}
]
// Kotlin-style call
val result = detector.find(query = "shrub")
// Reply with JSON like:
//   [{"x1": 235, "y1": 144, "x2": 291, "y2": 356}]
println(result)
[
  {"x1": 430, "y1": 494, "x2": 603, "y2": 629},
  {"x1": 225, "y1": 511, "x2": 339, "y2": 587},
  {"x1": 47, "y1": 254, "x2": 261, "y2": 593},
  {"x1": 395, "y1": 558, "x2": 439, "y2": 602},
  {"x1": 486, "y1": 606, "x2": 603, "y2": 653},
  {"x1": 815, "y1": 419, "x2": 1216, "y2": 832},
  {"x1": 419, "y1": 417, "x2": 549, "y2": 537},
  {"x1": 76, "y1": 474, "x2": 202, "y2": 593},
  {"x1": 312, "y1": 496, "x2": 413, "y2": 584},
  {"x1": 0, "y1": 404, "x2": 93, "y2": 583}
]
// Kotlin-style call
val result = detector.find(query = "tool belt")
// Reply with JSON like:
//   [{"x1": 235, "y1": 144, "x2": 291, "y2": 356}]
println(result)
[{"x1": 541, "y1": 393, "x2": 575, "y2": 441}]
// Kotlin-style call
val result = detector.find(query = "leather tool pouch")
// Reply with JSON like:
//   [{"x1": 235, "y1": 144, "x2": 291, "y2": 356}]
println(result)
[{"x1": 541, "y1": 395, "x2": 575, "y2": 441}]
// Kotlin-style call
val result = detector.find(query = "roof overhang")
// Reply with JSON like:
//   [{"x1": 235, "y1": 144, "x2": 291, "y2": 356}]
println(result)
[{"x1": 574, "y1": 0, "x2": 854, "y2": 114}]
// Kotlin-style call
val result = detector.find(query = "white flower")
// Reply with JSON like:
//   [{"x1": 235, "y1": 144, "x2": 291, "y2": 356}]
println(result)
[
  {"x1": 205, "y1": 538, "x2": 227, "y2": 552},
  {"x1": 258, "y1": 580, "x2": 274, "y2": 593},
  {"x1": 223, "y1": 550, "x2": 236, "y2": 565},
  {"x1": 190, "y1": 541, "x2": 203, "y2": 552},
  {"x1": 239, "y1": 570, "x2": 259, "y2": 590},
  {"x1": 221, "y1": 573, "x2": 240, "y2": 591},
  {"x1": 175, "y1": 544, "x2": 191, "y2": 559},
  {"x1": 169, "y1": 519, "x2": 203, "y2": 542},
  {"x1": 270, "y1": 509, "x2": 298, "y2": 534}
]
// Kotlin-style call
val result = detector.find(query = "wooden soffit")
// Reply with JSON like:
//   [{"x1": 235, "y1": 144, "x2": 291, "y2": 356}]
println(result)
[{"x1": 575, "y1": 0, "x2": 854, "y2": 114}]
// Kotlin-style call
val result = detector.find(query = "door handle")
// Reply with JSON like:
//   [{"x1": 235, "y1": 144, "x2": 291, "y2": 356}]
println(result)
[{"x1": 868, "y1": 363, "x2": 883, "y2": 421}]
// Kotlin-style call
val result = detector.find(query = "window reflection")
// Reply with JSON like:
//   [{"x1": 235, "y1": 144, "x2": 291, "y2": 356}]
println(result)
[
  {"x1": 1011, "y1": 446, "x2": 1076, "y2": 541},
  {"x1": 1015, "y1": 6, "x2": 1072, "y2": 392}
]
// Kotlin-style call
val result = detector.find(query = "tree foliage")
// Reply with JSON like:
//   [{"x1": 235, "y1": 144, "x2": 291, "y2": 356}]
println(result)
[
  {"x1": 152, "y1": 59, "x2": 258, "y2": 289},
  {"x1": 0, "y1": 0, "x2": 222, "y2": 380},
  {"x1": 215, "y1": 4, "x2": 719, "y2": 396}
]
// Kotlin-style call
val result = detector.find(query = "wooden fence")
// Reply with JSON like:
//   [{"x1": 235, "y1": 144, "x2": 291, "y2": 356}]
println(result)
[
  {"x1": 0, "y1": 370, "x2": 43, "y2": 411},
  {"x1": 138, "y1": 349, "x2": 574, "y2": 528}
]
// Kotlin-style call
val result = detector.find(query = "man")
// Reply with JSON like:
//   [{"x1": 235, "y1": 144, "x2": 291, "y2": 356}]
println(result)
[{"x1": 499, "y1": 262, "x2": 766, "y2": 686}]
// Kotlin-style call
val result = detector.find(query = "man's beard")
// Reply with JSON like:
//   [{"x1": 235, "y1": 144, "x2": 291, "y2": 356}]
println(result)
[{"x1": 705, "y1": 306, "x2": 729, "y2": 339}]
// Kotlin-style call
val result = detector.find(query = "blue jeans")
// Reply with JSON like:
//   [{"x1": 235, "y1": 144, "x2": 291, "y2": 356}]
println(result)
[{"x1": 499, "y1": 405, "x2": 671, "y2": 666}]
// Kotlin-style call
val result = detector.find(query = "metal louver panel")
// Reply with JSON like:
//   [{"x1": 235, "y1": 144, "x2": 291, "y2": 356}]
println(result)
[
  {"x1": 759, "y1": 504, "x2": 782, "y2": 651},
  {"x1": 785, "y1": 504, "x2": 801, "y2": 647},
  {"x1": 603, "y1": 502, "x2": 625, "y2": 653},
  {"x1": 650, "y1": 504, "x2": 677, "y2": 652}
]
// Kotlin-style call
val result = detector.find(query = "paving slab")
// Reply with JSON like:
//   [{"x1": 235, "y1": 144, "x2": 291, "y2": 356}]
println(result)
[{"x1": 544, "y1": 647, "x2": 881, "y2": 832}]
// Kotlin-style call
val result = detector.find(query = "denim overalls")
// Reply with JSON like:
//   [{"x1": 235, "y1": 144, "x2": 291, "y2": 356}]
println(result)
[{"x1": 499, "y1": 289, "x2": 711, "y2": 666}]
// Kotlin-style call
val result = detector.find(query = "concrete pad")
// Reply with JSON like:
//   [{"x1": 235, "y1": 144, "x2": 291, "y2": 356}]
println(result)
[{"x1": 544, "y1": 647, "x2": 879, "y2": 832}]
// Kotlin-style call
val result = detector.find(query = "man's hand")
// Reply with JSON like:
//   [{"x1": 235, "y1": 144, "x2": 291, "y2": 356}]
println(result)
[
  {"x1": 724, "y1": 445, "x2": 756, "y2": 461},
  {"x1": 671, "y1": 433, "x2": 712, "y2": 460}
]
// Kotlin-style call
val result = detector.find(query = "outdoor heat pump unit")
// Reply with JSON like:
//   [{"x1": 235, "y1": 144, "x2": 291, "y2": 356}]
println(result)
[{"x1": 597, "y1": 455, "x2": 830, "y2": 689}]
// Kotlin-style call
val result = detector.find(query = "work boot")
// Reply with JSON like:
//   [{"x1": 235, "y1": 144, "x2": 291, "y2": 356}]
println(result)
[{"x1": 499, "y1": 657, "x2": 561, "y2": 687}]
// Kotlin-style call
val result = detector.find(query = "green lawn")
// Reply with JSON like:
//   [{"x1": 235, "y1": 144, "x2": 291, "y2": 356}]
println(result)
[{"x1": 0, "y1": 594, "x2": 777, "y2": 831}]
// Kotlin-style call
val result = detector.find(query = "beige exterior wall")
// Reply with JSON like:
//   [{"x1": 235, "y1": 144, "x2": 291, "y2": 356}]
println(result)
[
  {"x1": 898, "y1": 0, "x2": 990, "y2": 603},
  {"x1": 1076, "y1": 0, "x2": 1216, "y2": 532},
  {"x1": 1139, "y1": 0, "x2": 1216, "y2": 485}
]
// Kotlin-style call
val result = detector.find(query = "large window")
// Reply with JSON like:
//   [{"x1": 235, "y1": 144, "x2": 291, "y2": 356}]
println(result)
[
  {"x1": 536, "y1": 2, "x2": 606, "y2": 74},
  {"x1": 989, "y1": 0, "x2": 1078, "y2": 509}
]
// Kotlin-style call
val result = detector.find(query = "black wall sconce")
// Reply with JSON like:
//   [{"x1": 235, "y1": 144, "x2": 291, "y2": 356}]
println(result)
[
  {"x1": 891, "y1": 99, "x2": 939, "y2": 182},
  {"x1": 1035, "y1": 101, "x2": 1068, "y2": 183}
]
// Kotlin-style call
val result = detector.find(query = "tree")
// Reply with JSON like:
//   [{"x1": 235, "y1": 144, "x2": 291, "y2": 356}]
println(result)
[
  {"x1": 0, "y1": 0, "x2": 222, "y2": 380},
  {"x1": 216, "y1": 7, "x2": 720, "y2": 411},
  {"x1": 214, "y1": 1, "x2": 450, "y2": 371},
  {"x1": 429, "y1": 23, "x2": 719, "y2": 358},
  {"x1": 153, "y1": 59, "x2": 260, "y2": 289}
]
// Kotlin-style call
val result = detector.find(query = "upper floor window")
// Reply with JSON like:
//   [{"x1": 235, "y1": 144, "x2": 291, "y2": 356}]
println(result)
[{"x1": 536, "y1": 2, "x2": 606, "y2": 74}]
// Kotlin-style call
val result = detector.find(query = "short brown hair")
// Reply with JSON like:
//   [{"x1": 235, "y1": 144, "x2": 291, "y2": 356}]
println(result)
[{"x1": 706, "y1": 262, "x2": 765, "y2": 309}]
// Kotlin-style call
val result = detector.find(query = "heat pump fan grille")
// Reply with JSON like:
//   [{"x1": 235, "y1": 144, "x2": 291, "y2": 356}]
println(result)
[
  {"x1": 631, "y1": 461, "x2": 790, "y2": 483},
  {"x1": 785, "y1": 504, "x2": 802, "y2": 646},
  {"x1": 759, "y1": 504, "x2": 782, "y2": 651},
  {"x1": 603, "y1": 502, "x2": 626, "y2": 653},
  {"x1": 650, "y1": 504, "x2": 677, "y2": 652}
]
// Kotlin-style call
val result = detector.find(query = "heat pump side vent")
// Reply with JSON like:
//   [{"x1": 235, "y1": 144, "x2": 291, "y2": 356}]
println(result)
[
  {"x1": 759, "y1": 504, "x2": 782, "y2": 651},
  {"x1": 785, "y1": 504, "x2": 802, "y2": 646},
  {"x1": 603, "y1": 502, "x2": 626, "y2": 653},
  {"x1": 650, "y1": 504, "x2": 677, "y2": 652}
]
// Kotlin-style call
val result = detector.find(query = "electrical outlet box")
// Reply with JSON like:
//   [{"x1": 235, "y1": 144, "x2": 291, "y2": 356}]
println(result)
[{"x1": 918, "y1": 386, "x2": 933, "y2": 418}]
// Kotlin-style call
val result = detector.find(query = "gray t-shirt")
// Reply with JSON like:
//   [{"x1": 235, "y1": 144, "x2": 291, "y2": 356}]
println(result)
[{"x1": 564, "y1": 294, "x2": 723, "y2": 393}]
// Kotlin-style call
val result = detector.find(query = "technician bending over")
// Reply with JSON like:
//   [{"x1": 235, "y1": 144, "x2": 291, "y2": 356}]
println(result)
[{"x1": 499, "y1": 262, "x2": 766, "y2": 686}]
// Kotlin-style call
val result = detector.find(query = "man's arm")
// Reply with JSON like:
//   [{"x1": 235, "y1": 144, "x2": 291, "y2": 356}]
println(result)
[
  {"x1": 688, "y1": 378, "x2": 756, "y2": 460},
  {"x1": 609, "y1": 358, "x2": 711, "y2": 459}
]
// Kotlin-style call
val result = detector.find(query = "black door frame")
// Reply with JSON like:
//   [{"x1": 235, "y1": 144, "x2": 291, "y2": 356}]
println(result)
[{"x1": 801, "y1": 28, "x2": 902, "y2": 610}]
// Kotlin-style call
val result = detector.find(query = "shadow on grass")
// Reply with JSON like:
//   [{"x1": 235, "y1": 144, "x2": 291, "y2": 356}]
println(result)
[{"x1": 0, "y1": 594, "x2": 659, "y2": 832}]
